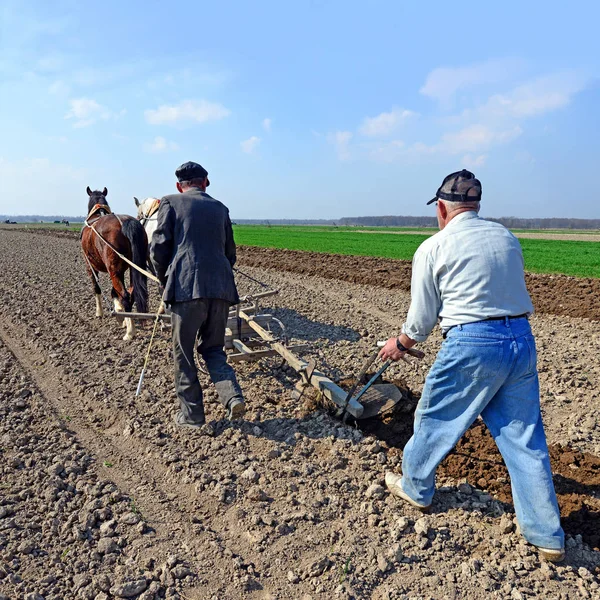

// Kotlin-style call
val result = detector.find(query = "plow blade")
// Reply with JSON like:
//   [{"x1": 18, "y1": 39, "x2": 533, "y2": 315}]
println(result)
[{"x1": 355, "y1": 384, "x2": 403, "y2": 420}]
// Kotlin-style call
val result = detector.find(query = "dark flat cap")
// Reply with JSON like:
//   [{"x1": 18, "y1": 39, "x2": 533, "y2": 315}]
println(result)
[
  {"x1": 175, "y1": 161, "x2": 208, "y2": 182},
  {"x1": 427, "y1": 169, "x2": 482, "y2": 205}
]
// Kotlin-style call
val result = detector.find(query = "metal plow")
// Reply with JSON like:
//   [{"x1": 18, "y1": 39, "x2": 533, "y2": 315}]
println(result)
[{"x1": 116, "y1": 288, "x2": 410, "y2": 420}]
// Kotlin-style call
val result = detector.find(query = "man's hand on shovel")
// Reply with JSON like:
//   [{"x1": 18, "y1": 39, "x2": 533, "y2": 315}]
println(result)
[{"x1": 378, "y1": 336, "x2": 425, "y2": 363}]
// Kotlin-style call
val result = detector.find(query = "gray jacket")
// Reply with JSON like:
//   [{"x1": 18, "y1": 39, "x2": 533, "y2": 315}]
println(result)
[{"x1": 150, "y1": 189, "x2": 239, "y2": 305}]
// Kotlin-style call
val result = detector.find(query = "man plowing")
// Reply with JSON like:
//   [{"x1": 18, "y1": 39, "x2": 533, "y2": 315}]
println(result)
[{"x1": 379, "y1": 169, "x2": 565, "y2": 562}]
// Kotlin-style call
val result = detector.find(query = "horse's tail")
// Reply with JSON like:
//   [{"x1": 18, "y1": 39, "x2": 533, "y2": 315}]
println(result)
[{"x1": 121, "y1": 219, "x2": 149, "y2": 313}]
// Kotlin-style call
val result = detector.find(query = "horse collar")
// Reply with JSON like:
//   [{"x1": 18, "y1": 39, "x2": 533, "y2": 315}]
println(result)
[
  {"x1": 87, "y1": 203, "x2": 112, "y2": 221},
  {"x1": 146, "y1": 199, "x2": 161, "y2": 219}
]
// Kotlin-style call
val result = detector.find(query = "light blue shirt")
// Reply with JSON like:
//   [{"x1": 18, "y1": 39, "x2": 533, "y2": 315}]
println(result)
[{"x1": 402, "y1": 211, "x2": 534, "y2": 342}]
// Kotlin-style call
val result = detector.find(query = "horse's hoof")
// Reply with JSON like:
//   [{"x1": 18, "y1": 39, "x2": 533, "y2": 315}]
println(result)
[
  {"x1": 123, "y1": 333, "x2": 134, "y2": 341},
  {"x1": 95, "y1": 313, "x2": 103, "y2": 318}
]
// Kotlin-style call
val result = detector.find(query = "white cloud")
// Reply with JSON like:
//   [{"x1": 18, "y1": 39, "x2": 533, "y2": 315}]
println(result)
[
  {"x1": 359, "y1": 108, "x2": 417, "y2": 137},
  {"x1": 145, "y1": 99, "x2": 230, "y2": 125},
  {"x1": 462, "y1": 154, "x2": 487, "y2": 169},
  {"x1": 262, "y1": 117, "x2": 272, "y2": 132},
  {"x1": 329, "y1": 65, "x2": 587, "y2": 166},
  {"x1": 240, "y1": 136, "x2": 261, "y2": 154},
  {"x1": 64, "y1": 97, "x2": 122, "y2": 128},
  {"x1": 420, "y1": 58, "x2": 524, "y2": 102},
  {"x1": 327, "y1": 131, "x2": 353, "y2": 161},
  {"x1": 441, "y1": 124, "x2": 522, "y2": 154},
  {"x1": 476, "y1": 72, "x2": 588, "y2": 119},
  {"x1": 144, "y1": 136, "x2": 179, "y2": 153}
]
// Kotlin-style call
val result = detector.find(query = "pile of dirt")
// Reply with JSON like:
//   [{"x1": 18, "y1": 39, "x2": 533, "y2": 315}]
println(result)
[{"x1": 238, "y1": 246, "x2": 600, "y2": 321}]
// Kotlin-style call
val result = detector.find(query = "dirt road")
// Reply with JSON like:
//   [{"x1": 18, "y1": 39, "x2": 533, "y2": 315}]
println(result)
[{"x1": 1, "y1": 229, "x2": 599, "y2": 599}]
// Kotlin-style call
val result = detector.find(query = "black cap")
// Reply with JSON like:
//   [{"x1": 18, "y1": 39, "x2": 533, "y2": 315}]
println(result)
[
  {"x1": 427, "y1": 169, "x2": 482, "y2": 205},
  {"x1": 175, "y1": 161, "x2": 208, "y2": 182}
]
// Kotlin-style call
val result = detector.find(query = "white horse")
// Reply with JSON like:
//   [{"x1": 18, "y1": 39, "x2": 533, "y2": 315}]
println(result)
[
  {"x1": 134, "y1": 196, "x2": 161, "y2": 242},
  {"x1": 134, "y1": 196, "x2": 166, "y2": 314}
]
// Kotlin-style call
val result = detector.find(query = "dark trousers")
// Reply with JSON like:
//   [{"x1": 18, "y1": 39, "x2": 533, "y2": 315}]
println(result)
[{"x1": 170, "y1": 298, "x2": 243, "y2": 422}]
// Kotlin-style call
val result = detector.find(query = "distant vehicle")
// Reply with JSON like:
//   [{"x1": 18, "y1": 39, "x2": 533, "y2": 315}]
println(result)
[{"x1": 3, "y1": 219, "x2": 17, "y2": 224}]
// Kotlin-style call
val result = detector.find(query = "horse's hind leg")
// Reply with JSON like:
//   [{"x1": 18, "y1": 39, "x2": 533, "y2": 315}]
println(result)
[{"x1": 110, "y1": 271, "x2": 135, "y2": 341}]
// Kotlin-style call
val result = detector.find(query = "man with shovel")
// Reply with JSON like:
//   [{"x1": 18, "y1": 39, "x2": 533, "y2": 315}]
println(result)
[
  {"x1": 150, "y1": 161, "x2": 246, "y2": 427},
  {"x1": 378, "y1": 169, "x2": 565, "y2": 562}
]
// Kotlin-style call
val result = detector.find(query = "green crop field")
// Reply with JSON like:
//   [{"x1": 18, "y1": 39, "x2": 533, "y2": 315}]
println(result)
[
  {"x1": 233, "y1": 225, "x2": 600, "y2": 278},
  {"x1": 2, "y1": 222, "x2": 598, "y2": 278}
]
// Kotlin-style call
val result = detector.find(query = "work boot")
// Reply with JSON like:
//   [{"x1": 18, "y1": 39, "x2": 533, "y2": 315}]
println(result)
[
  {"x1": 226, "y1": 397, "x2": 246, "y2": 420},
  {"x1": 174, "y1": 410, "x2": 206, "y2": 429},
  {"x1": 385, "y1": 472, "x2": 431, "y2": 512},
  {"x1": 534, "y1": 546, "x2": 565, "y2": 563}
]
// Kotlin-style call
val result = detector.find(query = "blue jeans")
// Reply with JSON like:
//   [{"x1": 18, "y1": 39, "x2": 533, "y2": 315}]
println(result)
[{"x1": 401, "y1": 317, "x2": 564, "y2": 550}]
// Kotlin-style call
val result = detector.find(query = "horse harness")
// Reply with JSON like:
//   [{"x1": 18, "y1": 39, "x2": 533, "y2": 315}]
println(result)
[
  {"x1": 82, "y1": 204, "x2": 161, "y2": 285},
  {"x1": 139, "y1": 198, "x2": 160, "y2": 227},
  {"x1": 85, "y1": 203, "x2": 123, "y2": 227}
]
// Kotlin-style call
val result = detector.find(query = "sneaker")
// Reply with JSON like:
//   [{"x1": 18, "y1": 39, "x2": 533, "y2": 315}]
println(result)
[
  {"x1": 226, "y1": 397, "x2": 246, "y2": 420},
  {"x1": 385, "y1": 472, "x2": 431, "y2": 512},
  {"x1": 536, "y1": 546, "x2": 565, "y2": 563},
  {"x1": 174, "y1": 410, "x2": 205, "y2": 429}
]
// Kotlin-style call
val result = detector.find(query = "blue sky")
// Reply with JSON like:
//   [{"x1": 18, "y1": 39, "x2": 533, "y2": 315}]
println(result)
[{"x1": 0, "y1": 0, "x2": 599, "y2": 219}]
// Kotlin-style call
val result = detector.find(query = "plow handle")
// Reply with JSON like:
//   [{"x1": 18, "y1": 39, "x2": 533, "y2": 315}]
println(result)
[{"x1": 376, "y1": 340, "x2": 424, "y2": 360}]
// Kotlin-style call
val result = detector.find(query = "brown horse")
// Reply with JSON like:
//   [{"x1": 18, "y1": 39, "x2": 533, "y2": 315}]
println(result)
[{"x1": 81, "y1": 187, "x2": 149, "y2": 340}]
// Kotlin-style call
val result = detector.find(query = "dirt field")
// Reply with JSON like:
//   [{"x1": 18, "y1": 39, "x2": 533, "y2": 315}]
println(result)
[{"x1": 1, "y1": 229, "x2": 600, "y2": 600}]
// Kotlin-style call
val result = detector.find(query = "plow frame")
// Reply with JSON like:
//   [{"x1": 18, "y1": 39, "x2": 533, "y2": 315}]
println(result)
[{"x1": 115, "y1": 289, "x2": 364, "y2": 418}]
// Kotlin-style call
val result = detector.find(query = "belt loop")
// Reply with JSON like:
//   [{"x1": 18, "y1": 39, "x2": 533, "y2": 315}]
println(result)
[
  {"x1": 458, "y1": 324, "x2": 463, "y2": 331},
  {"x1": 504, "y1": 316, "x2": 510, "y2": 327}
]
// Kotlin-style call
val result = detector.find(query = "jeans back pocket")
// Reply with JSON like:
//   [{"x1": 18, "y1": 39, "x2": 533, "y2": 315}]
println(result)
[{"x1": 455, "y1": 339, "x2": 505, "y2": 380}]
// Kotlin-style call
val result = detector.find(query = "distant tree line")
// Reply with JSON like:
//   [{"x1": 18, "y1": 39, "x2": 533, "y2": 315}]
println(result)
[
  {"x1": 339, "y1": 216, "x2": 438, "y2": 227},
  {"x1": 339, "y1": 216, "x2": 600, "y2": 229},
  {"x1": 234, "y1": 219, "x2": 337, "y2": 225},
  {"x1": 0, "y1": 215, "x2": 84, "y2": 223},
  {"x1": 3, "y1": 214, "x2": 599, "y2": 230}
]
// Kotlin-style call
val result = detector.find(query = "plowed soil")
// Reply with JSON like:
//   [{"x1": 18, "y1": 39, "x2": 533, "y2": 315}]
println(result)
[
  {"x1": 14, "y1": 229, "x2": 600, "y2": 322},
  {"x1": 1, "y1": 228, "x2": 600, "y2": 599},
  {"x1": 238, "y1": 246, "x2": 600, "y2": 321},
  {"x1": 361, "y1": 395, "x2": 600, "y2": 551}
]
